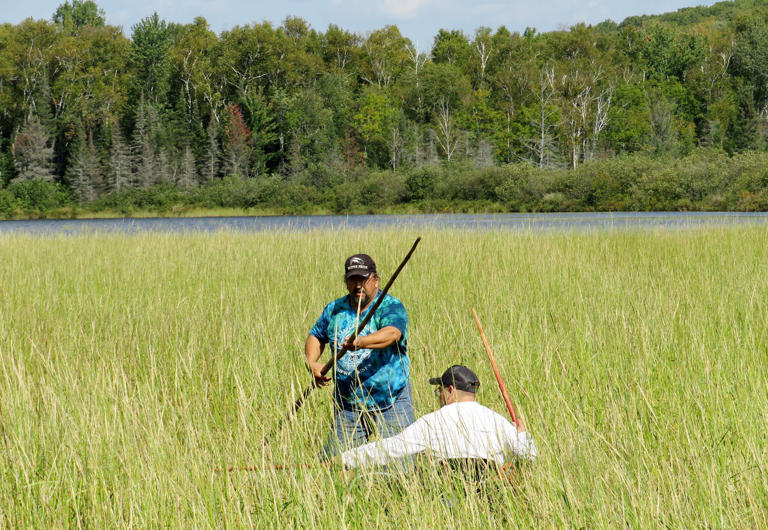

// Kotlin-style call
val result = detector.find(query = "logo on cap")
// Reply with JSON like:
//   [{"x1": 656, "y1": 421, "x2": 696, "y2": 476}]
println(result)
[{"x1": 345, "y1": 254, "x2": 376, "y2": 279}]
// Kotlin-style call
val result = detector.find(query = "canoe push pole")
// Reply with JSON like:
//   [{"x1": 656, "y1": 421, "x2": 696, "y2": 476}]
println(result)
[
  {"x1": 471, "y1": 308, "x2": 518, "y2": 424},
  {"x1": 284, "y1": 237, "x2": 422, "y2": 422}
]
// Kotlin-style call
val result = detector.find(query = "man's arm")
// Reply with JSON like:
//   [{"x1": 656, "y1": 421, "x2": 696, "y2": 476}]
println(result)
[
  {"x1": 342, "y1": 295, "x2": 407, "y2": 351},
  {"x1": 341, "y1": 414, "x2": 432, "y2": 468},
  {"x1": 342, "y1": 326, "x2": 401, "y2": 351},
  {"x1": 503, "y1": 417, "x2": 537, "y2": 461},
  {"x1": 305, "y1": 335, "x2": 330, "y2": 386}
]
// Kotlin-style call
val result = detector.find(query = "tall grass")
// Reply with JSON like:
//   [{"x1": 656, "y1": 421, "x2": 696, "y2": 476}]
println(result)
[{"x1": 1, "y1": 227, "x2": 767, "y2": 527}]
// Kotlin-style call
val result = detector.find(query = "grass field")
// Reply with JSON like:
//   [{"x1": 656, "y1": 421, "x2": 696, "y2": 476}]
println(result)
[{"x1": 1, "y1": 226, "x2": 767, "y2": 527}]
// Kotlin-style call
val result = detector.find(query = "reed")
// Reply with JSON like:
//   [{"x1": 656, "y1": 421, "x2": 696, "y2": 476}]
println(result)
[{"x1": 1, "y1": 226, "x2": 766, "y2": 527}]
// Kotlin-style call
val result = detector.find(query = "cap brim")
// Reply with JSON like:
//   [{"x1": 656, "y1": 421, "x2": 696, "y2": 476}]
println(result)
[
  {"x1": 345, "y1": 271, "x2": 372, "y2": 280},
  {"x1": 429, "y1": 377, "x2": 443, "y2": 385}
]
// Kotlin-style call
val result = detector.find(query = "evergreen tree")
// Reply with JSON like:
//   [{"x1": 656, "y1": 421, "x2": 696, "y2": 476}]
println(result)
[
  {"x1": 12, "y1": 117, "x2": 56, "y2": 182},
  {"x1": 131, "y1": 100, "x2": 155, "y2": 188},
  {"x1": 222, "y1": 104, "x2": 251, "y2": 177},
  {"x1": 67, "y1": 130, "x2": 102, "y2": 201},
  {"x1": 240, "y1": 92, "x2": 279, "y2": 175},
  {"x1": 107, "y1": 123, "x2": 131, "y2": 193},
  {"x1": 201, "y1": 118, "x2": 220, "y2": 182},
  {"x1": 177, "y1": 143, "x2": 197, "y2": 190},
  {"x1": 156, "y1": 148, "x2": 172, "y2": 184}
]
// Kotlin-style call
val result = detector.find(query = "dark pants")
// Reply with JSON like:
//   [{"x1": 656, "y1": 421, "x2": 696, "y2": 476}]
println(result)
[{"x1": 319, "y1": 383, "x2": 415, "y2": 461}]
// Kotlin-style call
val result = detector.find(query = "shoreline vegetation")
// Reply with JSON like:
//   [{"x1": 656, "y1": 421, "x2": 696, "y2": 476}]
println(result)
[
  {"x1": 5, "y1": 1, "x2": 768, "y2": 219},
  {"x1": 3, "y1": 148, "x2": 768, "y2": 220},
  {"x1": 2, "y1": 227, "x2": 767, "y2": 526}
]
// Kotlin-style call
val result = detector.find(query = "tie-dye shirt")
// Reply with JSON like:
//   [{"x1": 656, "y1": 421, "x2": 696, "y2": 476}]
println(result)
[{"x1": 309, "y1": 290, "x2": 409, "y2": 411}]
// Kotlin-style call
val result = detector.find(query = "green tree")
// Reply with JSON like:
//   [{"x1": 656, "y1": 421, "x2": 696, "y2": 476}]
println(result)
[
  {"x1": 215, "y1": 22, "x2": 287, "y2": 99},
  {"x1": 240, "y1": 92, "x2": 279, "y2": 174},
  {"x1": 353, "y1": 89, "x2": 398, "y2": 167},
  {"x1": 640, "y1": 24, "x2": 705, "y2": 81},
  {"x1": 131, "y1": 99, "x2": 156, "y2": 188},
  {"x1": 131, "y1": 13, "x2": 174, "y2": 107},
  {"x1": 107, "y1": 122, "x2": 131, "y2": 192},
  {"x1": 171, "y1": 17, "x2": 220, "y2": 127},
  {"x1": 273, "y1": 88, "x2": 333, "y2": 174},
  {"x1": 67, "y1": 128, "x2": 102, "y2": 201},
  {"x1": 50, "y1": 25, "x2": 130, "y2": 148},
  {"x1": 201, "y1": 117, "x2": 220, "y2": 182},
  {"x1": 322, "y1": 24, "x2": 361, "y2": 73},
  {"x1": 431, "y1": 29, "x2": 472, "y2": 69},
  {"x1": 359, "y1": 25, "x2": 411, "y2": 88},
  {"x1": 470, "y1": 27, "x2": 494, "y2": 88},
  {"x1": 605, "y1": 84, "x2": 651, "y2": 153},
  {"x1": 278, "y1": 16, "x2": 324, "y2": 90},
  {"x1": 52, "y1": 1, "x2": 105, "y2": 34}
]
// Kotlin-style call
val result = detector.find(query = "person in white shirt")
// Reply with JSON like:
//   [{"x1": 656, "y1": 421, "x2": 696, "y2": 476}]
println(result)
[{"x1": 340, "y1": 365, "x2": 536, "y2": 470}]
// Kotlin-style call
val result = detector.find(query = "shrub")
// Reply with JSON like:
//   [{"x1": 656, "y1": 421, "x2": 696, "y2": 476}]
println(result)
[{"x1": 5, "y1": 179, "x2": 73, "y2": 212}]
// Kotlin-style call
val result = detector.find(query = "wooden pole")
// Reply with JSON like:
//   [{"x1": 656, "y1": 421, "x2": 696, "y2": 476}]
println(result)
[
  {"x1": 471, "y1": 308, "x2": 518, "y2": 424},
  {"x1": 284, "y1": 237, "x2": 422, "y2": 421}
]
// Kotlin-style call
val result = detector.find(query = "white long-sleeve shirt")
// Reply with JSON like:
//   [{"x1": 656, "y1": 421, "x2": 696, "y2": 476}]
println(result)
[{"x1": 341, "y1": 401, "x2": 537, "y2": 468}]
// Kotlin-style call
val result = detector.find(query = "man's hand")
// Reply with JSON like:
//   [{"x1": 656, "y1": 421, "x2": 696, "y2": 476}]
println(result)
[
  {"x1": 514, "y1": 415, "x2": 526, "y2": 433},
  {"x1": 307, "y1": 361, "x2": 331, "y2": 387},
  {"x1": 330, "y1": 455, "x2": 355, "y2": 481},
  {"x1": 341, "y1": 334, "x2": 363, "y2": 352}
]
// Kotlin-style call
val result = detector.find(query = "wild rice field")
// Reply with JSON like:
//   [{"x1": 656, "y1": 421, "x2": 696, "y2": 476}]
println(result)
[{"x1": 1, "y1": 226, "x2": 767, "y2": 527}]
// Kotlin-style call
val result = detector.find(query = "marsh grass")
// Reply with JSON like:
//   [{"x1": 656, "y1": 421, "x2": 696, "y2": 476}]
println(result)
[{"x1": 1, "y1": 227, "x2": 767, "y2": 527}]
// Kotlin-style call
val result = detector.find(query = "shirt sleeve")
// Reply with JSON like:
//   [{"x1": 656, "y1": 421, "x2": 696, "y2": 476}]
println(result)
[
  {"x1": 340, "y1": 414, "x2": 432, "y2": 468},
  {"x1": 376, "y1": 296, "x2": 407, "y2": 336},
  {"x1": 503, "y1": 423, "x2": 537, "y2": 462},
  {"x1": 309, "y1": 303, "x2": 331, "y2": 343}
]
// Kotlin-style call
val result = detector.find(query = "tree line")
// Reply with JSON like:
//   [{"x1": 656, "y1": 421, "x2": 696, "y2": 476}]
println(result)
[{"x1": 3, "y1": 0, "x2": 768, "y2": 216}]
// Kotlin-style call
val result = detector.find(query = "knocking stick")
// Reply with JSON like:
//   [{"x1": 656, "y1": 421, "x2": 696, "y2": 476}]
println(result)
[{"x1": 471, "y1": 308, "x2": 518, "y2": 424}]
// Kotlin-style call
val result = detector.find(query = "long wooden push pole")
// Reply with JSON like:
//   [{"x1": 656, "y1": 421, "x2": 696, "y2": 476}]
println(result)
[
  {"x1": 285, "y1": 237, "x2": 422, "y2": 422},
  {"x1": 471, "y1": 308, "x2": 518, "y2": 424}
]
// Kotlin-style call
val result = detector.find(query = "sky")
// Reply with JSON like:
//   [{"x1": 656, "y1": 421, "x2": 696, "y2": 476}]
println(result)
[{"x1": 5, "y1": 0, "x2": 719, "y2": 50}]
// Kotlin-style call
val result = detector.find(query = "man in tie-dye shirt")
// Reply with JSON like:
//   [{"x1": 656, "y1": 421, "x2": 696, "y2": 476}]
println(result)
[{"x1": 306, "y1": 253, "x2": 414, "y2": 459}]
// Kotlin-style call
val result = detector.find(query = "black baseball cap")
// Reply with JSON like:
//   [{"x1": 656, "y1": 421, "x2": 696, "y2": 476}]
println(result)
[
  {"x1": 344, "y1": 254, "x2": 376, "y2": 279},
  {"x1": 429, "y1": 365, "x2": 481, "y2": 393}
]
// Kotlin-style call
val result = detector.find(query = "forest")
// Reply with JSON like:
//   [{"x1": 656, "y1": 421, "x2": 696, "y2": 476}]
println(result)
[{"x1": 3, "y1": 0, "x2": 768, "y2": 216}]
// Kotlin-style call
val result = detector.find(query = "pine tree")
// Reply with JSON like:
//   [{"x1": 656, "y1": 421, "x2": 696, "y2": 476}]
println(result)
[
  {"x1": 12, "y1": 116, "x2": 56, "y2": 183},
  {"x1": 156, "y1": 148, "x2": 172, "y2": 184},
  {"x1": 222, "y1": 104, "x2": 251, "y2": 177},
  {"x1": 107, "y1": 123, "x2": 131, "y2": 193},
  {"x1": 177, "y1": 143, "x2": 198, "y2": 190},
  {"x1": 131, "y1": 100, "x2": 155, "y2": 188},
  {"x1": 201, "y1": 118, "x2": 220, "y2": 182},
  {"x1": 67, "y1": 131, "x2": 102, "y2": 201}
]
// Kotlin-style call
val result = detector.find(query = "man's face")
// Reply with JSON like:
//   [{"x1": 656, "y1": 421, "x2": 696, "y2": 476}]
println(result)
[
  {"x1": 346, "y1": 274, "x2": 379, "y2": 309},
  {"x1": 435, "y1": 385, "x2": 456, "y2": 407}
]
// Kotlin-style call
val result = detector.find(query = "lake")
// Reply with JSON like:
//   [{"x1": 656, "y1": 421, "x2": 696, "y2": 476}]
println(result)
[{"x1": 1, "y1": 212, "x2": 768, "y2": 235}]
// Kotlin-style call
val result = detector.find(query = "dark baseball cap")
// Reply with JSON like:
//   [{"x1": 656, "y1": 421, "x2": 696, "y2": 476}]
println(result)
[
  {"x1": 344, "y1": 254, "x2": 376, "y2": 279},
  {"x1": 429, "y1": 365, "x2": 481, "y2": 393}
]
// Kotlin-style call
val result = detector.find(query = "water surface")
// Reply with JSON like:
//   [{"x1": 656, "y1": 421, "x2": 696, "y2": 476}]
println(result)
[{"x1": 1, "y1": 212, "x2": 767, "y2": 235}]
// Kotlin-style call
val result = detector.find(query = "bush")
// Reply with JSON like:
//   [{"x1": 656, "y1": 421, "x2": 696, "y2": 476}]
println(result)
[
  {"x1": 11, "y1": 148, "x2": 768, "y2": 217},
  {"x1": 0, "y1": 188, "x2": 19, "y2": 217},
  {"x1": 95, "y1": 183, "x2": 186, "y2": 212},
  {"x1": 404, "y1": 166, "x2": 440, "y2": 201},
  {"x1": 3, "y1": 179, "x2": 73, "y2": 213}
]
